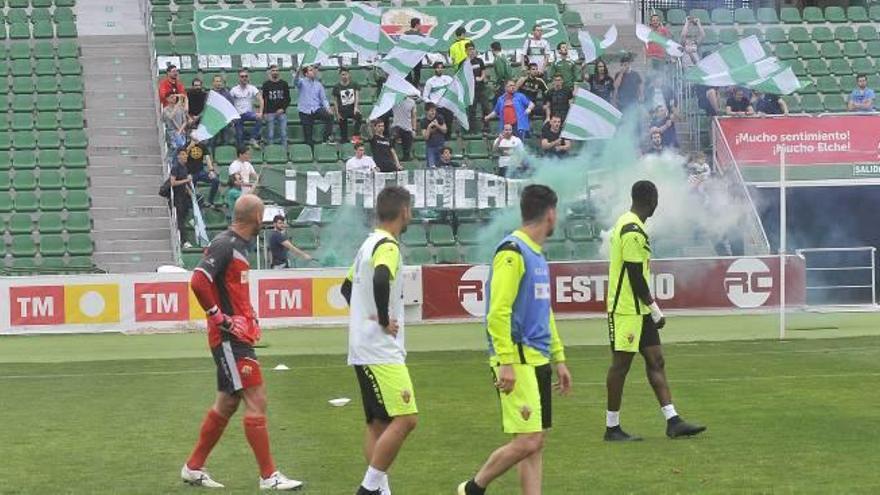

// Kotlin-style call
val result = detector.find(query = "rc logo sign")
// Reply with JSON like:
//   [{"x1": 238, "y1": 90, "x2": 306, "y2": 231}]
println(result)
[
  {"x1": 723, "y1": 258, "x2": 773, "y2": 308},
  {"x1": 457, "y1": 265, "x2": 490, "y2": 317}
]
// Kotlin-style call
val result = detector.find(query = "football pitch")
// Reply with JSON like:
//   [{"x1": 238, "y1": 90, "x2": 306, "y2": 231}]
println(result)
[{"x1": 0, "y1": 312, "x2": 878, "y2": 494}]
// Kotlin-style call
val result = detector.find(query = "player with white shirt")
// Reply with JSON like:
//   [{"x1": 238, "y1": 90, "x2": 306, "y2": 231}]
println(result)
[
  {"x1": 341, "y1": 186, "x2": 416, "y2": 495},
  {"x1": 346, "y1": 143, "x2": 378, "y2": 172}
]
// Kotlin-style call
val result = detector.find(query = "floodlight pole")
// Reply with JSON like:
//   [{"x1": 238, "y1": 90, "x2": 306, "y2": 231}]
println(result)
[{"x1": 779, "y1": 150, "x2": 787, "y2": 340}]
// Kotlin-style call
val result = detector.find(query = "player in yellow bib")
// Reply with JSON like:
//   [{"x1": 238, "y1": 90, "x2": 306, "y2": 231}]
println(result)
[{"x1": 605, "y1": 180, "x2": 706, "y2": 441}]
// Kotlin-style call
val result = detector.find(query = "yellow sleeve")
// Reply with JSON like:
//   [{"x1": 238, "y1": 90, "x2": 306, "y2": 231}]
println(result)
[
  {"x1": 548, "y1": 309, "x2": 566, "y2": 363},
  {"x1": 486, "y1": 248, "x2": 525, "y2": 365},
  {"x1": 371, "y1": 241, "x2": 401, "y2": 279},
  {"x1": 621, "y1": 231, "x2": 647, "y2": 263}
]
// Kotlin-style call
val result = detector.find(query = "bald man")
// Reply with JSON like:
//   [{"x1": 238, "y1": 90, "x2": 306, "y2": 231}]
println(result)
[{"x1": 182, "y1": 195, "x2": 304, "y2": 490}]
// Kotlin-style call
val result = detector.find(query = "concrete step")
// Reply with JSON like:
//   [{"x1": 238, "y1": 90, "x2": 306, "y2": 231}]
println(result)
[
  {"x1": 89, "y1": 155, "x2": 164, "y2": 167},
  {"x1": 83, "y1": 81, "x2": 155, "y2": 96},
  {"x1": 96, "y1": 239, "x2": 172, "y2": 252},
  {"x1": 90, "y1": 174, "x2": 164, "y2": 188},
  {"x1": 88, "y1": 145, "x2": 163, "y2": 156},
  {"x1": 95, "y1": 261, "x2": 180, "y2": 274},
  {"x1": 94, "y1": 251, "x2": 176, "y2": 264},
  {"x1": 90, "y1": 205, "x2": 171, "y2": 219},
  {"x1": 86, "y1": 115, "x2": 160, "y2": 128},
  {"x1": 92, "y1": 217, "x2": 171, "y2": 230},
  {"x1": 92, "y1": 228, "x2": 171, "y2": 241},
  {"x1": 78, "y1": 35, "x2": 150, "y2": 47},
  {"x1": 85, "y1": 92, "x2": 155, "y2": 105},
  {"x1": 89, "y1": 133, "x2": 163, "y2": 148}
]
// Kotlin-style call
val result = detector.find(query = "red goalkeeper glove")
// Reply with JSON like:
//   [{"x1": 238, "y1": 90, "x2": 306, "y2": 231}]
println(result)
[{"x1": 207, "y1": 309, "x2": 261, "y2": 345}]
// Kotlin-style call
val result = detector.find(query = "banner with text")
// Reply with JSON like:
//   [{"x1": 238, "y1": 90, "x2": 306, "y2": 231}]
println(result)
[
  {"x1": 257, "y1": 168, "x2": 563, "y2": 209},
  {"x1": 421, "y1": 256, "x2": 806, "y2": 319},
  {"x1": 194, "y1": 5, "x2": 566, "y2": 55}
]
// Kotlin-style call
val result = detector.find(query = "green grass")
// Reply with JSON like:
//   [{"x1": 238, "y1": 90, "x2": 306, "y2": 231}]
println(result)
[{"x1": 0, "y1": 313, "x2": 879, "y2": 494}]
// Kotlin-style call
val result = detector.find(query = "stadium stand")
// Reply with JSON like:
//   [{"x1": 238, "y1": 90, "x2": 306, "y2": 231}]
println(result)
[{"x1": 0, "y1": 0, "x2": 97, "y2": 274}]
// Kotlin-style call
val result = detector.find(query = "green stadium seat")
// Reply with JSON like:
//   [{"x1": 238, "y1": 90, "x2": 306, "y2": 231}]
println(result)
[
  {"x1": 784, "y1": 95, "x2": 801, "y2": 113},
  {"x1": 867, "y1": 41, "x2": 880, "y2": 58},
  {"x1": 806, "y1": 59, "x2": 829, "y2": 77},
  {"x1": 37, "y1": 94, "x2": 59, "y2": 111},
  {"x1": 823, "y1": 95, "x2": 847, "y2": 112},
  {"x1": 809, "y1": 26, "x2": 832, "y2": 43},
  {"x1": 456, "y1": 223, "x2": 481, "y2": 245},
  {"x1": 846, "y1": 6, "x2": 868, "y2": 22},
  {"x1": 12, "y1": 150, "x2": 37, "y2": 169},
  {"x1": 774, "y1": 43, "x2": 797, "y2": 60},
  {"x1": 8, "y1": 213, "x2": 33, "y2": 235},
  {"x1": 401, "y1": 223, "x2": 428, "y2": 247},
  {"x1": 11, "y1": 59, "x2": 32, "y2": 77},
  {"x1": 757, "y1": 7, "x2": 779, "y2": 24},
  {"x1": 63, "y1": 149, "x2": 88, "y2": 169},
  {"x1": 852, "y1": 58, "x2": 876, "y2": 76},
  {"x1": 857, "y1": 26, "x2": 878, "y2": 43},
  {"x1": 0, "y1": 192, "x2": 12, "y2": 213},
  {"x1": 834, "y1": 26, "x2": 857, "y2": 43},
  {"x1": 12, "y1": 76, "x2": 35, "y2": 95},
  {"x1": 428, "y1": 224, "x2": 455, "y2": 246},
  {"x1": 829, "y1": 59, "x2": 852, "y2": 76},
  {"x1": 0, "y1": 134, "x2": 9, "y2": 151},
  {"x1": 406, "y1": 246, "x2": 433, "y2": 265},
  {"x1": 411, "y1": 141, "x2": 426, "y2": 160},
  {"x1": 32, "y1": 21, "x2": 54, "y2": 39},
  {"x1": 33, "y1": 41, "x2": 54, "y2": 59},
  {"x1": 689, "y1": 9, "x2": 710, "y2": 25},
  {"x1": 56, "y1": 40, "x2": 79, "y2": 59},
  {"x1": 7, "y1": 0, "x2": 28, "y2": 7},
  {"x1": 820, "y1": 42, "x2": 843, "y2": 59},
  {"x1": 37, "y1": 131, "x2": 61, "y2": 149},
  {"x1": 56, "y1": 21, "x2": 77, "y2": 38},
  {"x1": 803, "y1": 6, "x2": 824, "y2": 23},
  {"x1": 214, "y1": 145, "x2": 236, "y2": 164},
  {"x1": 734, "y1": 8, "x2": 756, "y2": 24},
  {"x1": 65, "y1": 190, "x2": 90, "y2": 211},
  {"x1": 544, "y1": 242, "x2": 570, "y2": 261},
  {"x1": 844, "y1": 41, "x2": 866, "y2": 59},
  {"x1": 60, "y1": 112, "x2": 84, "y2": 130},
  {"x1": 797, "y1": 42, "x2": 820, "y2": 59},
  {"x1": 64, "y1": 130, "x2": 88, "y2": 149},
  {"x1": 40, "y1": 235, "x2": 66, "y2": 257},
  {"x1": 824, "y1": 6, "x2": 846, "y2": 23},
  {"x1": 0, "y1": 172, "x2": 9, "y2": 189},
  {"x1": 60, "y1": 76, "x2": 83, "y2": 93},
  {"x1": 65, "y1": 212, "x2": 91, "y2": 233},
  {"x1": 290, "y1": 226, "x2": 318, "y2": 250},
  {"x1": 13, "y1": 171, "x2": 37, "y2": 191},
  {"x1": 868, "y1": 5, "x2": 880, "y2": 22},
  {"x1": 67, "y1": 234, "x2": 93, "y2": 256},
  {"x1": 800, "y1": 94, "x2": 824, "y2": 113},
  {"x1": 289, "y1": 143, "x2": 314, "y2": 163},
  {"x1": 815, "y1": 76, "x2": 840, "y2": 94},
  {"x1": 780, "y1": 7, "x2": 801, "y2": 23},
  {"x1": 466, "y1": 140, "x2": 489, "y2": 159},
  {"x1": 37, "y1": 212, "x2": 63, "y2": 234},
  {"x1": 54, "y1": 7, "x2": 76, "y2": 23},
  {"x1": 14, "y1": 192, "x2": 38, "y2": 212},
  {"x1": 12, "y1": 113, "x2": 34, "y2": 131},
  {"x1": 572, "y1": 241, "x2": 599, "y2": 260},
  {"x1": 64, "y1": 170, "x2": 88, "y2": 190},
  {"x1": 764, "y1": 27, "x2": 786, "y2": 44},
  {"x1": 67, "y1": 257, "x2": 94, "y2": 270},
  {"x1": 313, "y1": 144, "x2": 338, "y2": 163},
  {"x1": 10, "y1": 236, "x2": 37, "y2": 257},
  {"x1": 36, "y1": 76, "x2": 58, "y2": 94},
  {"x1": 37, "y1": 170, "x2": 63, "y2": 190},
  {"x1": 741, "y1": 27, "x2": 763, "y2": 41},
  {"x1": 718, "y1": 28, "x2": 738, "y2": 45},
  {"x1": 435, "y1": 246, "x2": 462, "y2": 264},
  {"x1": 666, "y1": 9, "x2": 686, "y2": 26},
  {"x1": 11, "y1": 94, "x2": 33, "y2": 112},
  {"x1": 9, "y1": 23, "x2": 31, "y2": 40},
  {"x1": 39, "y1": 191, "x2": 64, "y2": 211},
  {"x1": 261, "y1": 144, "x2": 287, "y2": 164},
  {"x1": 0, "y1": 153, "x2": 11, "y2": 171},
  {"x1": 34, "y1": 59, "x2": 55, "y2": 76},
  {"x1": 59, "y1": 59, "x2": 82, "y2": 76}
]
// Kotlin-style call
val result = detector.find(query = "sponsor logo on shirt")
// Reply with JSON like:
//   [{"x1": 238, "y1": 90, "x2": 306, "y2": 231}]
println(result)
[{"x1": 534, "y1": 282, "x2": 551, "y2": 300}]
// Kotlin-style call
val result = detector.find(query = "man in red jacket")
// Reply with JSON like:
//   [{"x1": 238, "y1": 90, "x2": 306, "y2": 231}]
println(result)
[{"x1": 159, "y1": 64, "x2": 186, "y2": 108}]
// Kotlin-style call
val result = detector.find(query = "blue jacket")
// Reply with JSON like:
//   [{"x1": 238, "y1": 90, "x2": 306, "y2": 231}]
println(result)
[{"x1": 492, "y1": 92, "x2": 532, "y2": 133}]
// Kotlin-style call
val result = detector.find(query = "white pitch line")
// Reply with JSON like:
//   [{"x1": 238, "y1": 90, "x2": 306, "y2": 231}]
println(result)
[{"x1": 571, "y1": 372, "x2": 880, "y2": 387}]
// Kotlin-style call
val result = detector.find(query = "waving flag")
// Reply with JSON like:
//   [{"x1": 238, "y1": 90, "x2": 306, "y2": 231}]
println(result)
[
  {"x1": 636, "y1": 23, "x2": 683, "y2": 57},
  {"x1": 339, "y1": 2, "x2": 381, "y2": 61},
  {"x1": 369, "y1": 75, "x2": 421, "y2": 121},
  {"x1": 691, "y1": 35, "x2": 767, "y2": 80},
  {"x1": 189, "y1": 183, "x2": 210, "y2": 247},
  {"x1": 437, "y1": 58, "x2": 476, "y2": 130},
  {"x1": 578, "y1": 25, "x2": 617, "y2": 64},
  {"x1": 302, "y1": 24, "x2": 341, "y2": 66},
  {"x1": 688, "y1": 57, "x2": 785, "y2": 86},
  {"x1": 561, "y1": 87, "x2": 622, "y2": 141},
  {"x1": 191, "y1": 90, "x2": 239, "y2": 141},
  {"x1": 378, "y1": 34, "x2": 439, "y2": 79},
  {"x1": 748, "y1": 66, "x2": 811, "y2": 95}
]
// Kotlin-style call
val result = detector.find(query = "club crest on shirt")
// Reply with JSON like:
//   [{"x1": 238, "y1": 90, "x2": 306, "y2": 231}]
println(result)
[
  {"x1": 534, "y1": 283, "x2": 551, "y2": 300},
  {"x1": 520, "y1": 405, "x2": 532, "y2": 421},
  {"x1": 401, "y1": 389, "x2": 412, "y2": 404},
  {"x1": 627, "y1": 333, "x2": 635, "y2": 344},
  {"x1": 240, "y1": 364, "x2": 253, "y2": 377},
  {"x1": 240, "y1": 270, "x2": 249, "y2": 284}
]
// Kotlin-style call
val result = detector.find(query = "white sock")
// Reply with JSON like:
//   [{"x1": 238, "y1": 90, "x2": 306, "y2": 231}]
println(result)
[
  {"x1": 661, "y1": 404, "x2": 678, "y2": 420},
  {"x1": 361, "y1": 466, "x2": 385, "y2": 491},
  {"x1": 606, "y1": 410, "x2": 620, "y2": 428},
  {"x1": 380, "y1": 474, "x2": 391, "y2": 494}
]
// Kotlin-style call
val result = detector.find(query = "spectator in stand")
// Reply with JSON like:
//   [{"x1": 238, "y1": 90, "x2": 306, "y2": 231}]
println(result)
[
  {"x1": 209, "y1": 75, "x2": 235, "y2": 146},
  {"x1": 544, "y1": 74, "x2": 573, "y2": 121},
  {"x1": 449, "y1": 27, "x2": 472, "y2": 68},
  {"x1": 333, "y1": 68, "x2": 363, "y2": 143},
  {"x1": 848, "y1": 74, "x2": 876, "y2": 112},
  {"x1": 169, "y1": 148, "x2": 193, "y2": 246},
  {"x1": 547, "y1": 42, "x2": 578, "y2": 91},
  {"x1": 269, "y1": 215, "x2": 313, "y2": 269},
  {"x1": 753, "y1": 91, "x2": 788, "y2": 115},
  {"x1": 522, "y1": 24, "x2": 551, "y2": 74},
  {"x1": 228, "y1": 145, "x2": 258, "y2": 194},
  {"x1": 725, "y1": 87, "x2": 754, "y2": 116},
  {"x1": 345, "y1": 143, "x2": 378, "y2": 172},
  {"x1": 421, "y1": 102, "x2": 448, "y2": 168},
  {"x1": 186, "y1": 78, "x2": 207, "y2": 127},
  {"x1": 490, "y1": 41, "x2": 514, "y2": 99},
  {"x1": 586, "y1": 59, "x2": 615, "y2": 103},
  {"x1": 645, "y1": 13, "x2": 672, "y2": 72},
  {"x1": 225, "y1": 173, "x2": 242, "y2": 222},
  {"x1": 698, "y1": 85, "x2": 724, "y2": 116},
  {"x1": 644, "y1": 73, "x2": 677, "y2": 117},
  {"x1": 295, "y1": 65, "x2": 334, "y2": 146},
  {"x1": 437, "y1": 146, "x2": 462, "y2": 168},
  {"x1": 614, "y1": 53, "x2": 643, "y2": 111},
  {"x1": 649, "y1": 104, "x2": 678, "y2": 150},
  {"x1": 679, "y1": 15, "x2": 705, "y2": 70},
  {"x1": 517, "y1": 62, "x2": 548, "y2": 106},
  {"x1": 645, "y1": 130, "x2": 665, "y2": 155},
  {"x1": 685, "y1": 151, "x2": 711, "y2": 187},
  {"x1": 405, "y1": 18, "x2": 423, "y2": 87},
  {"x1": 391, "y1": 95, "x2": 417, "y2": 162},
  {"x1": 485, "y1": 80, "x2": 535, "y2": 139},
  {"x1": 230, "y1": 68, "x2": 263, "y2": 147},
  {"x1": 261, "y1": 64, "x2": 292, "y2": 147},
  {"x1": 159, "y1": 64, "x2": 185, "y2": 108},
  {"x1": 540, "y1": 115, "x2": 571, "y2": 158},
  {"x1": 423, "y1": 61, "x2": 454, "y2": 137},
  {"x1": 492, "y1": 123, "x2": 525, "y2": 177},
  {"x1": 184, "y1": 136, "x2": 221, "y2": 206},
  {"x1": 467, "y1": 43, "x2": 491, "y2": 132},
  {"x1": 162, "y1": 94, "x2": 188, "y2": 149},
  {"x1": 369, "y1": 120, "x2": 403, "y2": 172}
]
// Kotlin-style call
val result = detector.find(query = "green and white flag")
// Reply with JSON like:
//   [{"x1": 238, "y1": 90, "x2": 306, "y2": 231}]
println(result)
[
  {"x1": 191, "y1": 90, "x2": 239, "y2": 141},
  {"x1": 692, "y1": 35, "x2": 766, "y2": 80},
  {"x1": 369, "y1": 75, "x2": 421, "y2": 121},
  {"x1": 302, "y1": 24, "x2": 340, "y2": 67},
  {"x1": 339, "y1": 2, "x2": 381, "y2": 61},
  {"x1": 748, "y1": 66, "x2": 811, "y2": 95},
  {"x1": 189, "y1": 183, "x2": 211, "y2": 247},
  {"x1": 561, "y1": 87, "x2": 622, "y2": 141},
  {"x1": 689, "y1": 56, "x2": 785, "y2": 86},
  {"x1": 635, "y1": 23, "x2": 683, "y2": 57},
  {"x1": 437, "y1": 58, "x2": 476, "y2": 130},
  {"x1": 578, "y1": 25, "x2": 617, "y2": 64},
  {"x1": 378, "y1": 34, "x2": 439, "y2": 79}
]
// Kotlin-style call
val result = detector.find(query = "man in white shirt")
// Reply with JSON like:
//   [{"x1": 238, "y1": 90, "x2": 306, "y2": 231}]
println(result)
[
  {"x1": 230, "y1": 69, "x2": 264, "y2": 148},
  {"x1": 422, "y1": 61, "x2": 454, "y2": 138},
  {"x1": 345, "y1": 143, "x2": 378, "y2": 172},
  {"x1": 492, "y1": 123, "x2": 524, "y2": 177},
  {"x1": 522, "y1": 24, "x2": 550, "y2": 74},
  {"x1": 228, "y1": 145, "x2": 259, "y2": 194},
  {"x1": 390, "y1": 96, "x2": 417, "y2": 162}
]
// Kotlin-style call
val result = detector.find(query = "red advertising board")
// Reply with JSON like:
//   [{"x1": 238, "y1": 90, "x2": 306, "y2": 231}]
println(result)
[
  {"x1": 134, "y1": 282, "x2": 190, "y2": 322},
  {"x1": 258, "y1": 278, "x2": 313, "y2": 318},
  {"x1": 9, "y1": 285, "x2": 65, "y2": 326},
  {"x1": 715, "y1": 115, "x2": 880, "y2": 166},
  {"x1": 421, "y1": 256, "x2": 806, "y2": 319}
]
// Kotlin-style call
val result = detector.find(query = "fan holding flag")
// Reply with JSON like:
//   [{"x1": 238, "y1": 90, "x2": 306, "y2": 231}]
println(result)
[{"x1": 638, "y1": 13, "x2": 680, "y2": 70}]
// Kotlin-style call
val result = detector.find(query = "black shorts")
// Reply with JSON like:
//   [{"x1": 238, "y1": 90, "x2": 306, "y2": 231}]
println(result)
[
  {"x1": 535, "y1": 363, "x2": 553, "y2": 430},
  {"x1": 210, "y1": 340, "x2": 262, "y2": 395},
  {"x1": 608, "y1": 314, "x2": 661, "y2": 352}
]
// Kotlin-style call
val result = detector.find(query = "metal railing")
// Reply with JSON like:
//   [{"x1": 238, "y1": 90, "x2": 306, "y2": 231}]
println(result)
[{"x1": 796, "y1": 247, "x2": 877, "y2": 307}]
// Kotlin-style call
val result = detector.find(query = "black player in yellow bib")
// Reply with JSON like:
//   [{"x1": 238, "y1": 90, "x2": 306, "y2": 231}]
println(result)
[
  {"x1": 458, "y1": 185, "x2": 572, "y2": 495},
  {"x1": 605, "y1": 180, "x2": 706, "y2": 441}
]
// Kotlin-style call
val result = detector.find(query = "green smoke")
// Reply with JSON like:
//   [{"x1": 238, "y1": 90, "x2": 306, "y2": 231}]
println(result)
[{"x1": 314, "y1": 205, "x2": 370, "y2": 267}]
